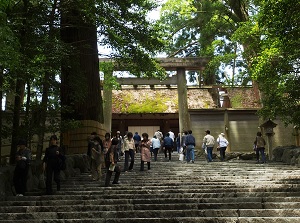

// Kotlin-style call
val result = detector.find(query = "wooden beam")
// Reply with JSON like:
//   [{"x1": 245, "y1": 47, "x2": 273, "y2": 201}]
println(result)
[
  {"x1": 99, "y1": 57, "x2": 209, "y2": 71},
  {"x1": 116, "y1": 75, "x2": 177, "y2": 85}
]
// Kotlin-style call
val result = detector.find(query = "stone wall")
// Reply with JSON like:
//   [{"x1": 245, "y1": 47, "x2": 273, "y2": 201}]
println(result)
[
  {"x1": 0, "y1": 154, "x2": 90, "y2": 200},
  {"x1": 190, "y1": 109, "x2": 296, "y2": 153}
]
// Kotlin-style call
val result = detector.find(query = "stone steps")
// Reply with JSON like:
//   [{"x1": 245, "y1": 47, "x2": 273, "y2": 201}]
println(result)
[
  {"x1": 1, "y1": 153, "x2": 300, "y2": 222},
  {"x1": 1, "y1": 209, "x2": 300, "y2": 220},
  {"x1": 1, "y1": 217, "x2": 300, "y2": 223}
]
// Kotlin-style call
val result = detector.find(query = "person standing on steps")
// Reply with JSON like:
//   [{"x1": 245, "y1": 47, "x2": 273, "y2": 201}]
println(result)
[
  {"x1": 185, "y1": 130, "x2": 196, "y2": 163},
  {"x1": 133, "y1": 132, "x2": 141, "y2": 153},
  {"x1": 13, "y1": 139, "x2": 31, "y2": 196},
  {"x1": 254, "y1": 132, "x2": 266, "y2": 163},
  {"x1": 176, "y1": 133, "x2": 181, "y2": 154},
  {"x1": 90, "y1": 136, "x2": 103, "y2": 181},
  {"x1": 168, "y1": 129, "x2": 175, "y2": 142},
  {"x1": 87, "y1": 132, "x2": 97, "y2": 171},
  {"x1": 114, "y1": 131, "x2": 123, "y2": 162},
  {"x1": 151, "y1": 135, "x2": 161, "y2": 161},
  {"x1": 140, "y1": 133, "x2": 151, "y2": 171},
  {"x1": 154, "y1": 129, "x2": 163, "y2": 153},
  {"x1": 104, "y1": 138, "x2": 121, "y2": 186},
  {"x1": 181, "y1": 131, "x2": 188, "y2": 159},
  {"x1": 163, "y1": 132, "x2": 173, "y2": 161},
  {"x1": 216, "y1": 133, "x2": 229, "y2": 161},
  {"x1": 123, "y1": 132, "x2": 135, "y2": 172},
  {"x1": 203, "y1": 130, "x2": 215, "y2": 162},
  {"x1": 102, "y1": 132, "x2": 112, "y2": 169},
  {"x1": 43, "y1": 135, "x2": 64, "y2": 195}
]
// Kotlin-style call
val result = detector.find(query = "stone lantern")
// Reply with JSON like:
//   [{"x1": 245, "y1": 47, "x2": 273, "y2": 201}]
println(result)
[{"x1": 260, "y1": 119, "x2": 277, "y2": 160}]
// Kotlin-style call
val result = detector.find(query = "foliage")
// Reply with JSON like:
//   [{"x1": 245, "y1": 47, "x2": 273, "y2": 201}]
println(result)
[
  {"x1": 230, "y1": 93, "x2": 243, "y2": 108},
  {"x1": 158, "y1": 0, "x2": 252, "y2": 85},
  {"x1": 251, "y1": 0, "x2": 300, "y2": 126},
  {"x1": 0, "y1": 0, "x2": 168, "y2": 154},
  {"x1": 96, "y1": 0, "x2": 167, "y2": 79},
  {"x1": 100, "y1": 62, "x2": 120, "y2": 90}
]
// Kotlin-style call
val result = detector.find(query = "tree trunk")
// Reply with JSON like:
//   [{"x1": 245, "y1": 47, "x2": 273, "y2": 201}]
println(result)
[
  {"x1": 0, "y1": 66, "x2": 3, "y2": 163},
  {"x1": 10, "y1": 79, "x2": 25, "y2": 164},
  {"x1": 10, "y1": 0, "x2": 28, "y2": 164},
  {"x1": 35, "y1": 0, "x2": 58, "y2": 161},
  {"x1": 177, "y1": 68, "x2": 191, "y2": 132},
  {"x1": 60, "y1": 0, "x2": 103, "y2": 123}
]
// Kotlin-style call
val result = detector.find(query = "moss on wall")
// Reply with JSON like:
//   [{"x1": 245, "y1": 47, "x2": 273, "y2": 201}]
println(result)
[
  {"x1": 120, "y1": 92, "x2": 169, "y2": 113},
  {"x1": 230, "y1": 93, "x2": 243, "y2": 108}
]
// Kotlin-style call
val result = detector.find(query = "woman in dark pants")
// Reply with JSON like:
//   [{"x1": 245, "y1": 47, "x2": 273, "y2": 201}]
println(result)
[{"x1": 105, "y1": 138, "x2": 121, "y2": 187}]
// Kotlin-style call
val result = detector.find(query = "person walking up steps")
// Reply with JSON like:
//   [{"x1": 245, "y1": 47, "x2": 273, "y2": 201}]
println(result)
[
  {"x1": 163, "y1": 132, "x2": 173, "y2": 161},
  {"x1": 254, "y1": 131, "x2": 266, "y2": 163},
  {"x1": 203, "y1": 130, "x2": 215, "y2": 162},
  {"x1": 217, "y1": 133, "x2": 229, "y2": 161},
  {"x1": 140, "y1": 133, "x2": 151, "y2": 171},
  {"x1": 185, "y1": 130, "x2": 196, "y2": 163},
  {"x1": 133, "y1": 132, "x2": 141, "y2": 153},
  {"x1": 151, "y1": 135, "x2": 161, "y2": 161},
  {"x1": 123, "y1": 132, "x2": 135, "y2": 172}
]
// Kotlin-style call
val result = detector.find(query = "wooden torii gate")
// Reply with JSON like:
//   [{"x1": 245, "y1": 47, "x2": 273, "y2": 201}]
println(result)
[{"x1": 99, "y1": 57, "x2": 209, "y2": 133}]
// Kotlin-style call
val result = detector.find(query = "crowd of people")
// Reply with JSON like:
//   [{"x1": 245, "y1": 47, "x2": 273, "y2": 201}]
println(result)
[{"x1": 12, "y1": 128, "x2": 266, "y2": 196}]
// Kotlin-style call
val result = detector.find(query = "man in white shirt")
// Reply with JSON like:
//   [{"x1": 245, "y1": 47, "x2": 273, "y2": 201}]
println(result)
[
  {"x1": 203, "y1": 130, "x2": 215, "y2": 162},
  {"x1": 168, "y1": 129, "x2": 175, "y2": 142}
]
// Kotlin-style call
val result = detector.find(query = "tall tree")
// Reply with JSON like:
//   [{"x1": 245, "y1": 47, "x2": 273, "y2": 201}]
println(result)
[
  {"x1": 159, "y1": 0, "x2": 258, "y2": 89},
  {"x1": 60, "y1": 0, "x2": 102, "y2": 124},
  {"x1": 60, "y1": 0, "x2": 165, "y2": 124},
  {"x1": 0, "y1": 2, "x2": 20, "y2": 162},
  {"x1": 3, "y1": 0, "x2": 65, "y2": 162},
  {"x1": 250, "y1": 0, "x2": 300, "y2": 126}
]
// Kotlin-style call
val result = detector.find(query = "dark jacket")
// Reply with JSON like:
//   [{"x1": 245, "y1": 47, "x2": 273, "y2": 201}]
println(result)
[
  {"x1": 43, "y1": 145, "x2": 64, "y2": 170},
  {"x1": 133, "y1": 134, "x2": 141, "y2": 144},
  {"x1": 185, "y1": 134, "x2": 196, "y2": 146},
  {"x1": 163, "y1": 137, "x2": 173, "y2": 147}
]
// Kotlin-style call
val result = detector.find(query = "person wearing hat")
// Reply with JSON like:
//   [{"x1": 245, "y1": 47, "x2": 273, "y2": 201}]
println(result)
[
  {"x1": 43, "y1": 135, "x2": 64, "y2": 195},
  {"x1": 203, "y1": 130, "x2": 215, "y2": 162},
  {"x1": 217, "y1": 133, "x2": 229, "y2": 161},
  {"x1": 13, "y1": 139, "x2": 31, "y2": 196}
]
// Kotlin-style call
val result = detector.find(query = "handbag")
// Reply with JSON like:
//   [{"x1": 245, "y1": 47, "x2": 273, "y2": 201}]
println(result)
[{"x1": 179, "y1": 153, "x2": 184, "y2": 161}]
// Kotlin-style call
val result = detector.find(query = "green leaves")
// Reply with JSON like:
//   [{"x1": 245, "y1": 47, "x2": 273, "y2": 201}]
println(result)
[{"x1": 252, "y1": 0, "x2": 300, "y2": 126}]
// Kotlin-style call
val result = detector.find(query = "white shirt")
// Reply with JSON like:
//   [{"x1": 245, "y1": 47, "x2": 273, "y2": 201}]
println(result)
[
  {"x1": 168, "y1": 131, "x2": 175, "y2": 141},
  {"x1": 217, "y1": 136, "x2": 229, "y2": 147}
]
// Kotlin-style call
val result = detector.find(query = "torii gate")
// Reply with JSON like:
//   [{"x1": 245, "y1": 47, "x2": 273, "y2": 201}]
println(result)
[{"x1": 99, "y1": 57, "x2": 209, "y2": 133}]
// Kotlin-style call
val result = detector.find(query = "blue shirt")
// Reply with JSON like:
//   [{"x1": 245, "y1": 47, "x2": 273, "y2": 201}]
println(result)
[
  {"x1": 185, "y1": 134, "x2": 196, "y2": 146},
  {"x1": 151, "y1": 138, "x2": 161, "y2": 149},
  {"x1": 133, "y1": 134, "x2": 141, "y2": 144}
]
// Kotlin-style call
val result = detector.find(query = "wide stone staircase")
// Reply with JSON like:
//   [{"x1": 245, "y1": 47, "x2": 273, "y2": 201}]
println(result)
[{"x1": 1, "y1": 153, "x2": 300, "y2": 223}]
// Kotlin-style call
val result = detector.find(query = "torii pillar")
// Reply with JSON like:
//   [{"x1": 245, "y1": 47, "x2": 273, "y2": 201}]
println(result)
[{"x1": 177, "y1": 68, "x2": 191, "y2": 132}]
